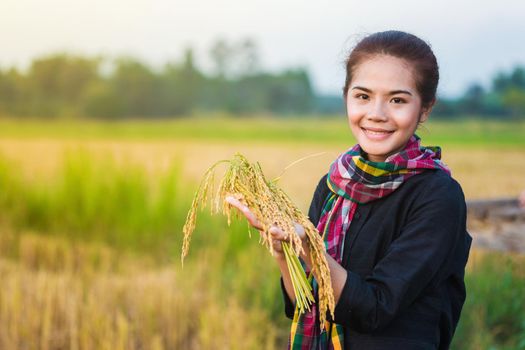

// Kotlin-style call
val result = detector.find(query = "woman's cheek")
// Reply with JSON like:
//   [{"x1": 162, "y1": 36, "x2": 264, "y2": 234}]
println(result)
[
  {"x1": 346, "y1": 104, "x2": 365, "y2": 122},
  {"x1": 393, "y1": 108, "x2": 419, "y2": 128},
  {"x1": 347, "y1": 114, "x2": 363, "y2": 133}
]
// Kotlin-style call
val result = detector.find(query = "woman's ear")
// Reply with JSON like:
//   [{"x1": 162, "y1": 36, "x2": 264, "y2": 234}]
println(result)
[{"x1": 419, "y1": 98, "x2": 435, "y2": 123}]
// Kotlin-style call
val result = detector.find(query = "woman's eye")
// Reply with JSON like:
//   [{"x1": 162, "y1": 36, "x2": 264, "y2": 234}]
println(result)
[
  {"x1": 391, "y1": 97, "x2": 404, "y2": 104},
  {"x1": 355, "y1": 94, "x2": 369, "y2": 100}
]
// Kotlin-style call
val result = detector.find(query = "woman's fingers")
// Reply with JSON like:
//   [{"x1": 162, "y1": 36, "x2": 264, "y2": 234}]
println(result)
[
  {"x1": 269, "y1": 225, "x2": 290, "y2": 241},
  {"x1": 224, "y1": 196, "x2": 308, "y2": 260},
  {"x1": 293, "y1": 222, "x2": 306, "y2": 239},
  {"x1": 225, "y1": 196, "x2": 263, "y2": 230},
  {"x1": 271, "y1": 223, "x2": 305, "y2": 240},
  {"x1": 269, "y1": 226, "x2": 285, "y2": 253},
  {"x1": 224, "y1": 196, "x2": 307, "y2": 252}
]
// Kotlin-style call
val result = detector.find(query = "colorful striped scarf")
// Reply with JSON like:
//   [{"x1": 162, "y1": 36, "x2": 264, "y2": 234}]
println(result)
[{"x1": 288, "y1": 134, "x2": 450, "y2": 350}]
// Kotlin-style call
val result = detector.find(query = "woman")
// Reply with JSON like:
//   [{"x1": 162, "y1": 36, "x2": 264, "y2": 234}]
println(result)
[{"x1": 227, "y1": 30, "x2": 472, "y2": 349}]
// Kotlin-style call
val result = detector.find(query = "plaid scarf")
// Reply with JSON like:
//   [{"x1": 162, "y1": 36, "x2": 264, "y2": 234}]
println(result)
[{"x1": 288, "y1": 134, "x2": 450, "y2": 350}]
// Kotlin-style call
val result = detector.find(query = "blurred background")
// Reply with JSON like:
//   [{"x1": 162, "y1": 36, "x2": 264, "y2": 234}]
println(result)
[{"x1": 0, "y1": 1, "x2": 524, "y2": 349}]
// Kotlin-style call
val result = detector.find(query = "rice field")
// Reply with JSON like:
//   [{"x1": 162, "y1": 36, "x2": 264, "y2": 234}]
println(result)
[
  {"x1": 0, "y1": 116, "x2": 524, "y2": 349},
  {"x1": 1, "y1": 116, "x2": 524, "y2": 147}
]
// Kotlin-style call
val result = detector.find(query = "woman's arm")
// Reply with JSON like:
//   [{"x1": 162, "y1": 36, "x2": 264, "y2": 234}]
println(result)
[
  {"x1": 235, "y1": 176, "x2": 467, "y2": 333},
  {"x1": 331, "y1": 177, "x2": 468, "y2": 333},
  {"x1": 228, "y1": 175, "x2": 468, "y2": 333}
]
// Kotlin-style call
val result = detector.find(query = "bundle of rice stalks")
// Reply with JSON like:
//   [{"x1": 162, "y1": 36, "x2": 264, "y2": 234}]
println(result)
[{"x1": 181, "y1": 153, "x2": 335, "y2": 327}]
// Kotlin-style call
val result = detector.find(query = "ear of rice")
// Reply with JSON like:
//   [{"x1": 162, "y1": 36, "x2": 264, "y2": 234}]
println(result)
[{"x1": 181, "y1": 153, "x2": 335, "y2": 328}]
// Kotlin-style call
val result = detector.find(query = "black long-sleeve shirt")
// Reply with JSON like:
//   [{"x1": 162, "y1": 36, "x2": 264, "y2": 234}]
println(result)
[{"x1": 281, "y1": 170, "x2": 472, "y2": 349}]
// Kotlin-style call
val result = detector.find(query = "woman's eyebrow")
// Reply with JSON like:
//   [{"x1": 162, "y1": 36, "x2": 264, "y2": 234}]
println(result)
[{"x1": 351, "y1": 86, "x2": 413, "y2": 96}]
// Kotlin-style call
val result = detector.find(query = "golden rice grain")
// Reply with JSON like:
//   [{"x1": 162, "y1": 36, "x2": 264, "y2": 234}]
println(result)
[{"x1": 181, "y1": 153, "x2": 334, "y2": 328}]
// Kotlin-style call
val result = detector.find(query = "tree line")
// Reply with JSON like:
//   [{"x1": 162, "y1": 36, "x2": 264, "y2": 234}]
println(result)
[
  {"x1": 0, "y1": 39, "x2": 524, "y2": 119},
  {"x1": 434, "y1": 66, "x2": 525, "y2": 119}
]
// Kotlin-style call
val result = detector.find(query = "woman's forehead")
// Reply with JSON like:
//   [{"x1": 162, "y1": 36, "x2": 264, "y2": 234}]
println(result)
[{"x1": 351, "y1": 55, "x2": 417, "y2": 93}]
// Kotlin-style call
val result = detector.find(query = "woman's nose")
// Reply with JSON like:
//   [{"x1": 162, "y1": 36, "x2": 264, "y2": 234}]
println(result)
[{"x1": 367, "y1": 101, "x2": 388, "y2": 121}]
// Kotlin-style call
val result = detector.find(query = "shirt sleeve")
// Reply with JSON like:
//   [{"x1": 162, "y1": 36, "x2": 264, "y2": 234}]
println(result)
[
  {"x1": 333, "y1": 176, "x2": 468, "y2": 333},
  {"x1": 280, "y1": 174, "x2": 329, "y2": 319}
]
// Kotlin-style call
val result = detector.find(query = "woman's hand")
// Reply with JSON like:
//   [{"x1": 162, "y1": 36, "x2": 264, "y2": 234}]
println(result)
[
  {"x1": 224, "y1": 195, "x2": 310, "y2": 263},
  {"x1": 225, "y1": 195, "x2": 347, "y2": 305}
]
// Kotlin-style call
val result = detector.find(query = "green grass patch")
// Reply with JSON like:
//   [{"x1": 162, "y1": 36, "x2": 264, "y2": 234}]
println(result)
[
  {"x1": 0, "y1": 115, "x2": 524, "y2": 148},
  {"x1": 451, "y1": 251, "x2": 525, "y2": 350},
  {"x1": 0, "y1": 149, "x2": 188, "y2": 256}
]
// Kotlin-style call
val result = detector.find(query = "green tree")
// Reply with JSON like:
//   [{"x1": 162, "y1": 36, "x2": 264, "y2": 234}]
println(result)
[
  {"x1": 492, "y1": 66, "x2": 525, "y2": 93},
  {"x1": 459, "y1": 83, "x2": 486, "y2": 114},
  {"x1": 209, "y1": 39, "x2": 233, "y2": 78},
  {"x1": 0, "y1": 68, "x2": 26, "y2": 115},
  {"x1": 158, "y1": 48, "x2": 205, "y2": 116},
  {"x1": 501, "y1": 87, "x2": 525, "y2": 118},
  {"x1": 509, "y1": 66, "x2": 525, "y2": 89},
  {"x1": 81, "y1": 79, "x2": 123, "y2": 118},
  {"x1": 109, "y1": 58, "x2": 158, "y2": 117},
  {"x1": 235, "y1": 38, "x2": 260, "y2": 77},
  {"x1": 267, "y1": 68, "x2": 314, "y2": 114},
  {"x1": 27, "y1": 54, "x2": 100, "y2": 116}
]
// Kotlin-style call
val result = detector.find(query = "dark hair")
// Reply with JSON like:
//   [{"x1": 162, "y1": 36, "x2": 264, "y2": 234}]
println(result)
[{"x1": 342, "y1": 30, "x2": 439, "y2": 109}]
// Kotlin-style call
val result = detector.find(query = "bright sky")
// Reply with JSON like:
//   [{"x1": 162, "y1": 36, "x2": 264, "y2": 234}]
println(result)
[{"x1": 1, "y1": 0, "x2": 524, "y2": 97}]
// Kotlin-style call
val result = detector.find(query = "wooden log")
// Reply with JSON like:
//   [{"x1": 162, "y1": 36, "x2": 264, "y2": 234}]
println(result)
[
  {"x1": 467, "y1": 198, "x2": 524, "y2": 222},
  {"x1": 466, "y1": 197, "x2": 525, "y2": 254}
]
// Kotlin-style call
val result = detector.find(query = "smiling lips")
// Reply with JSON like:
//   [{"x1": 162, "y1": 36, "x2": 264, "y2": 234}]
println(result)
[{"x1": 361, "y1": 127, "x2": 395, "y2": 140}]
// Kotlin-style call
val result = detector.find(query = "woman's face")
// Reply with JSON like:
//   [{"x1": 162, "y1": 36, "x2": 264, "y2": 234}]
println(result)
[{"x1": 345, "y1": 54, "x2": 432, "y2": 162}]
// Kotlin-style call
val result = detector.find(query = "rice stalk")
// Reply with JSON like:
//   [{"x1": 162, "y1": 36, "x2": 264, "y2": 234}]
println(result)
[{"x1": 181, "y1": 153, "x2": 334, "y2": 328}]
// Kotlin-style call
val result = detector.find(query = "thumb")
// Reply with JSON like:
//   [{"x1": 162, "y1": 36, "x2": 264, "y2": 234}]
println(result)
[{"x1": 293, "y1": 222, "x2": 306, "y2": 239}]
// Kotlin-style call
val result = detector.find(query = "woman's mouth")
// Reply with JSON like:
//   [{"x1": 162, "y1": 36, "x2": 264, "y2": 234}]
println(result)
[{"x1": 361, "y1": 127, "x2": 394, "y2": 140}]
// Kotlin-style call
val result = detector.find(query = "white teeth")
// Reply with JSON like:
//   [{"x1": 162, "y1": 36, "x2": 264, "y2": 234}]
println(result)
[{"x1": 364, "y1": 129, "x2": 390, "y2": 135}]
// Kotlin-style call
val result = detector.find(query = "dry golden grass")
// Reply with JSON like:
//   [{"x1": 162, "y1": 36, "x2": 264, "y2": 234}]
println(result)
[
  {"x1": 1, "y1": 230, "x2": 517, "y2": 349},
  {"x1": 0, "y1": 232, "x2": 279, "y2": 350},
  {"x1": 441, "y1": 148, "x2": 525, "y2": 199}
]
